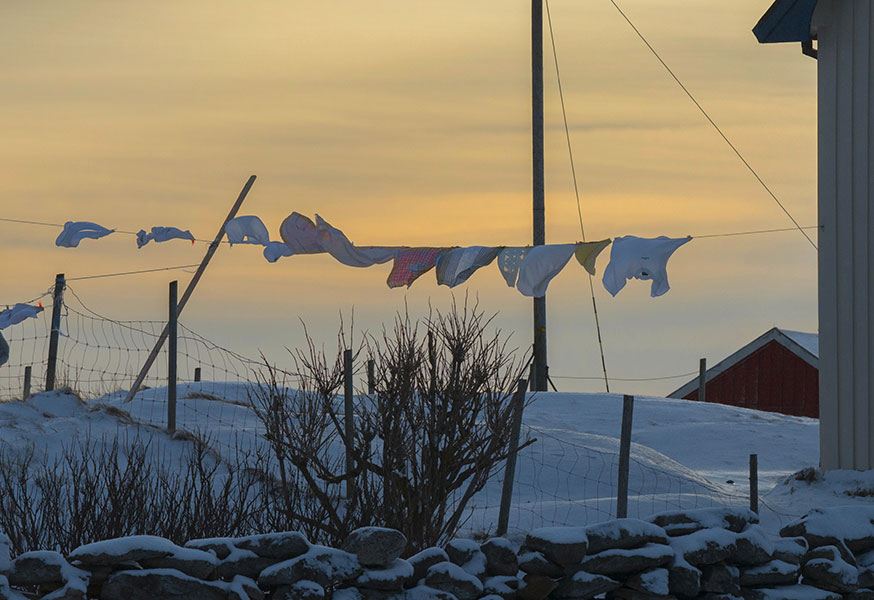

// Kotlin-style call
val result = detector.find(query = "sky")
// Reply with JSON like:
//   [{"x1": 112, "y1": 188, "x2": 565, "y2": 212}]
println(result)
[{"x1": 0, "y1": 0, "x2": 819, "y2": 396}]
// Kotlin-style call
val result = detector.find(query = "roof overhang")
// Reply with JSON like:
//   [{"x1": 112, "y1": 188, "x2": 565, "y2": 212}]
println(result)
[{"x1": 753, "y1": 0, "x2": 819, "y2": 43}]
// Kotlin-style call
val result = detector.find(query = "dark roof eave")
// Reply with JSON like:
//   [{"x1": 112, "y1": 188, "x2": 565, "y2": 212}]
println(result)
[{"x1": 753, "y1": 0, "x2": 819, "y2": 44}]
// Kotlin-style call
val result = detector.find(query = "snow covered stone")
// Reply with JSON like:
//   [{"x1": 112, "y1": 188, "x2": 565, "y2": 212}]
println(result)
[
  {"x1": 668, "y1": 553, "x2": 701, "y2": 599},
  {"x1": 184, "y1": 537, "x2": 236, "y2": 560},
  {"x1": 424, "y1": 561, "x2": 484, "y2": 600},
  {"x1": 773, "y1": 537, "x2": 808, "y2": 565},
  {"x1": 237, "y1": 532, "x2": 310, "y2": 561},
  {"x1": 404, "y1": 584, "x2": 457, "y2": 600},
  {"x1": 524, "y1": 526, "x2": 588, "y2": 567},
  {"x1": 669, "y1": 528, "x2": 738, "y2": 566},
  {"x1": 139, "y1": 546, "x2": 220, "y2": 579},
  {"x1": 701, "y1": 563, "x2": 740, "y2": 596},
  {"x1": 739, "y1": 559, "x2": 800, "y2": 587},
  {"x1": 781, "y1": 506, "x2": 874, "y2": 555},
  {"x1": 518, "y1": 572, "x2": 558, "y2": 600},
  {"x1": 101, "y1": 568, "x2": 229, "y2": 600},
  {"x1": 227, "y1": 575, "x2": 264, "y2": 600},
  {"x1": 0, "y1": 575, "x2": 27, "y2": 600},
  {"x1": 8, "y1": 551, "x2": 78, "y2": 586},
  {"x1": 342, "y1": 527, "x2": 406, "y2": 568},
  {"x1": 215, "y1": 547, "x2": 279, "y2": 580},
  {"x1": 801, "y1": 545, "x2": 860, "y2": 594},
  {"x1": 482, "y1": 574, "x2": 518, "y2": 597},
  {"x1": 480, "y1": 537, "x2": 518, "y2": 577},
  {"x1": 649, "y1": 508, "x2": 758, "y2": 537},
  {"x1": 552, "y1": 569, "x2": 620, "y2": 599},
  {"x1": 406, "y1": 547, "x2": 450, "y2": 586},
  {"x1": 624, "y1": 567, "x2": 670, "y2": 596},
  {"x1": 68, "y1": 535, "x2": 176, "y2": 566},
  {"x1": 355, "y1": 558, "x2": 413, "y2": 591},
  {"x1": 730, "y1": 525, "x2": 774, "y2": 566},
  {"x1": 805, "y1": 543, "x2": 857, "y2": 568},
  {"x1": 257, "y1": 545, "x2": 361, "y2": 589},
  {"x1": 272, "y1": 579, "x2": 325, "y2": 600},
  {"x1": 579, "y1": 542, "x2": 673, "y2": 576},
  {"x1": 739, "y1": 583, "x2": 842, "y2": 599},
  {"x1": 445, "y1": 538, "x2": 481, "y2": 567},
  {"x1": 517, "y1": 550, "x2": 563, "y2": 578},
  {"x1": 584, "y1": 518, "x2": 669, "y2": 554}
]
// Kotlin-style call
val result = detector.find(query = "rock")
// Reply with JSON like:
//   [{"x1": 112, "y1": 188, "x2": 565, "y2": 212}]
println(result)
[
  {"x1": 580, "y1": 543, "x2": 673, "y2": 576},
  {"x1": 552, "y1": 570, "x2": 620, "y2": 599},
  {"x1": 701, "y1": 564, "x2": 740, "y2": 596},
  {"x1": 100, "y1": 569, "x2": 229, "y2": 600},
  {"x1": 445, "y1": 539, "x2": 480, "y2": 566},
  {"x1": 668, "y1": 554, "x2": 701, "y2": 599},
  {"x1": 69, "y1": 535, "x2": 176, "y2": 566},
  {"x1": 407, "y1": 548, "x2": 449, "y2": 587},
  {"x1": 342, "y1": 528, "x2": 405, "y2": 568},
  {"x1": 0, "y1": 574, "x2": 27, "y2": 600},
  {"x1": 773, "y1": 537, "x2": 808, "y2": 565},
  {"x1": 355, "y1": 558, "x2": 413, "y2": 591},
  {"x1": 781, "y1": 506, "x2": 874, "y2": 555},
  {"x1": 610, "y1": 586, "x2": 675, "y2": 599},
  {"x1": 848, "y1": 590, "x2": 874, "y2": 600},
  {"x1": 625, "y1": 567, "x2": 671, "y2": 596},
  {"x1": 481, "y1": 538, "x2": 518, "y2": 577},
  {"x1": 585, "y1": 519, "x2": 669, "y2": 554},
  {"x1": 860, "y1": 566, "x2": 874, "y2": 589},
  {"x1": 804, "y1": 541, "x2": 857, "y2": 567},
  {"x1": 272, "y1": 580, "x2": 325, "y2": 600},
  {"x1": 215, "y1": 548, "x2": 278, "y2": 580},
  {"x1": 731, "y1": 526, "x2": 774, "y2": 566},
  {"x1": 403, "y1": 585, "x2": 457, "y2": 600},
  {"x1": 517, "y1": 551, "x2": 563, "y2": 578},
  {"x1": 740, "y1": 583, "x2": 842, "y2": 599},
  {"x1": 650, "y1": 508, "x2": 758, "y2": 537},
  {"x1": 139, "y1": 547, "x2": 219, "y2": 580},
  {"x1": 518, "y1": 573, "x2": 557, "y2": 600},
  {"x1": 739, "y1": 559, "x2": 800, "y2": 588},
  {"x1": 237, "y1": 532, "x2": 310, "y2": 561},
  {"x1": 8, "y1": 551, "x2": 68, "y2": 586},
  {"x1": 184, "y1": 538, "x2": 235, "y2": 560},
  {"x1": 228, "y1": 575, "x2": 264, "y2": 600},
  {"x1": 424, "y1": 561, "x2": 484, "y2": 600},
  {"x1": 483, "y1": 575, "x2": 518, "y2": 598},
  {"x1": 802, "y1": 549, "x2": 860, "y2": 594},
  {"x1": 523, "y1": 527, "x2": 588, "y2": 567},
  {"x1": 258, "y1": 545, "x2": 361, "y2": 589},
  {"x1": 670, "y1": 528, "x2": 738, "y2": 566}
]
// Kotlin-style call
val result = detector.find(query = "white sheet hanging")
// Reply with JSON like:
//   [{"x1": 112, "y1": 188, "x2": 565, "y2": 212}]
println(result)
[
  {"x1": 55, "y1": 221, "x2": 114, "y2": 248},
  {"x1": 279, "y1": 213, "x2": 325, "y2": 255},
  {"x1": 0, "y1": 303, "x2": 44, "y2": 330},
  {"x1": 263, "y1": 241, "x2": 293, "y2": 263},
  {"x1": 225, "y1": 216, "x2": 270, "y2": 246},
  {"x1": 602, "y1": 235, "x2": 691, "y2": 297},
  {"x1": 315, "y1": 215, "x2": 398, "y2": 267},
  {"x1": 516, "y1": 244, "x2": 578, "y2": 298}
]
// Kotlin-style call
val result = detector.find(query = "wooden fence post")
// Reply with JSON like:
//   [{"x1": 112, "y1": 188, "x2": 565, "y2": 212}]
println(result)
[
  {"x1": 194, "y1": 367, "x2": 201, "y2": 383},
  {"x1": 698, "y1": 358, "x2": 707, "y2": 402},
  {"x1": 23, "y1": 366, "x2": 31, "y2": 400},
  {"x1": 749, "y1": 453, "x2": 759, "y2": 514},
  {"x1": 497, "y1": 378, "x2": 529, "y2": 537},
  {"x1": 367, "y1": 359, "x2": 375, "y2": 395},
  {"x1": 168, "y1": 281, "x2": 178, "y2": 432},
  {"x1": 45, "y1": 273, "x2": 65, "y2": 392},
  {"x1": 617, "y1": 394, "x2": 634, "y2": 519},
  {"x1": 344, "y1": 348, "x2": 355, "y2": 498}
]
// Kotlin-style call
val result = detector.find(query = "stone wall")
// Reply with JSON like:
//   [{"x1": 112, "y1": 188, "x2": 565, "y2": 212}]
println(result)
[{"x1": 2, "y1": 506, "x2": 874, "y2": 599}]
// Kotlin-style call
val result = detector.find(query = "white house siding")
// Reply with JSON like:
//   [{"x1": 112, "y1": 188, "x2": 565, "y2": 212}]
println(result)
[{"x1": 814, "y1": 0, "x2": 874, "y2": 470}]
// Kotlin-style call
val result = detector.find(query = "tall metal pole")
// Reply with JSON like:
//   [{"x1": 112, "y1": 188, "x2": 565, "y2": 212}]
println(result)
[{"x1": 532, "y1": 0, "x2": 548, "y2": 392}]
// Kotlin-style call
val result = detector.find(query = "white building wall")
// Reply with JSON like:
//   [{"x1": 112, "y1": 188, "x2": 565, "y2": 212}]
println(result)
[{"x1": 814, "y1": 0, "x2": 874, "y2": 470}]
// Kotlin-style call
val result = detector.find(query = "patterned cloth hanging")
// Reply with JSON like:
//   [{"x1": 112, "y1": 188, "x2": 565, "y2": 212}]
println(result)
[
  {"x1": 435, "y1": 246, "x2": 502, "y2": 288},
  {"x1": 387, "y1": 248, "x2": 449, "y2": 288},
  {"x1": 497, "y1": 247, "x2": 531, "y2": 287}
]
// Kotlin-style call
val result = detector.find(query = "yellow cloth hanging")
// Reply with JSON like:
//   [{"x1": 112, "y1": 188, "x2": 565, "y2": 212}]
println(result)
[{"x1": 574, "y1": 239, "x2": 611, "y2": 275}]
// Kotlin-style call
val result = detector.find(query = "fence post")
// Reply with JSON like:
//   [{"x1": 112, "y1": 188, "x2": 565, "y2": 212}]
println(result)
[
  {"x1": 698, "y1": 358, "x2": 707, "y2": 402},
  {"x1": 497, "y1": 378, "x2": 529, "y2": 537},
  {"x1": 344, "y1": 348, "x2": 356, "y2": 498},
  {"x1": 194, "y1": 367, "x2": 201, "y2": 383},
  {"x1": 23, "y1": 366, "x2": 31, "y2": 400},
  {"x1": 749, "y1": 453, "x2": 758, "y2": 514},
  {"x1": 617, "y1": 394, "x2": 634, "y2": 519},
  {"x1": 367, "y1": 359, "x2": 375, "y2": 395},
  {"x1": 45, "y1": 273, "x2": 65, "y2": 392},
  {"x1": 167, "y1": 281, "x2": 178, "y2": 432}
]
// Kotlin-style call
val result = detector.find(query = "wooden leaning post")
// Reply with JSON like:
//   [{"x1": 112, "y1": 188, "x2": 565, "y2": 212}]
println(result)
[
  {"x1": 496, "y1": 378, "x2": 530, "y2": 537},
  {"x1": 23, "y1": 366, "x2": 31, "y2": 400},
  {"x1": 617, "y1": 394, "x2": 635, "y2": 519}
]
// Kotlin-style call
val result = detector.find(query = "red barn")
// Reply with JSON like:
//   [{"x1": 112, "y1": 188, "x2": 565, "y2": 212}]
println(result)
[{"x1": 668, "y1": 328, "x2": 819, "y2": 418}]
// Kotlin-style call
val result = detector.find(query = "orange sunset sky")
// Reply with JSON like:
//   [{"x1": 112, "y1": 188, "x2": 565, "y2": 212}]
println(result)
[{"x1": 0, "y1": 0, "x2": 818, "y2": 395}]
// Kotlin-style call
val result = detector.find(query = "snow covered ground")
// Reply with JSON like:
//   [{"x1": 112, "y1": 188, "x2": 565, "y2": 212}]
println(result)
[{"x1": 0, "y1": 385, "x2": 869, "y2": 539}]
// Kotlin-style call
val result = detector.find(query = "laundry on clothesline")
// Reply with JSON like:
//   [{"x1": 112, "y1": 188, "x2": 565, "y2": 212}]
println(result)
[
  {"x1": 497, "y1": 247, "x2": 531, "y2": 288},
  {"x1": 263, "y1": 241, "x2": 293, "y2": 263},
  {"x1": 225, "y1": 216, "x2": 271, "y2": 246},
  {"x1": 136, "y1": 226, "x2": 195, "y2": 248},
  {"x1": 279, "y1": 213, "x2": 325, "y2": 255},
  {"x1": 516, "y1": 243, "x2": 579, "y2": 298},
  {"x1": 55, "y1": 221, "x2": 114, "y2": 248},
  {"x1": 0, "y1": 303, "x2": 44, "y2": 330},
  {"x1": 315, "y1": 215, "x2": 399, "y2": 267},
  {"x1": 436, "y1": 246, "x2": 501, "y2": 288},
  {"x1": 574, "y1": 239, "x2": 612, "y2": 276},
  {"x1": 602, "y1": 235, "x2": 691, "y2": 297},
  {"x1": 387, "y1": 248, "x2": 449, "y2": 288}
]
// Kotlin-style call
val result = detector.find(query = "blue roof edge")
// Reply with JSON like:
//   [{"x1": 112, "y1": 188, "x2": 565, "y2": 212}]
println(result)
[{"x1": 753, "y1": 0, "x2": 819, "y2": 44}]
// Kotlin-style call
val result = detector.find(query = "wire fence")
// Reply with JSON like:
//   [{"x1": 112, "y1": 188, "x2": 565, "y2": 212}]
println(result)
[{"x1": 0, "y1": 283, "x2": 804, "y2": 533}]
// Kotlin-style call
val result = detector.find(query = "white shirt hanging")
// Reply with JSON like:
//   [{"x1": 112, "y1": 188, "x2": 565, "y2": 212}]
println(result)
[
  {"x1": 602, "y1": 235, "x2": 691, "y2": 297},
  {"x1": 136, "y1": 226, "x2": 195, "y2": 248},
  {"x1": 516, "y1": 244, "x2": 578, "y2": 298},
  {"x1": 0, "y1": 303, "x2": 44, "y2": 330},
  {"x1": 55, "y1": 221, "x2": 114, "y2": 248},
  {"x1": 225, "y1": 216, "x2": 270, "y2": 246}
]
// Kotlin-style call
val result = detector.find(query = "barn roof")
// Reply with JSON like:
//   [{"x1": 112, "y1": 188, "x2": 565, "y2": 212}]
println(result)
[
  {"x1": 753, "y1": 0, "x2": 819, "y2": 43},
  {"x1": 668, "y1": 327, "x2": 818, "y2": 399}
]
